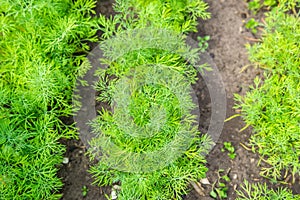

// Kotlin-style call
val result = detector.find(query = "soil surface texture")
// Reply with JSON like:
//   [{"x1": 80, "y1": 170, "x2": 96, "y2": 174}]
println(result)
[{"x1": 58, "y1": 0, "x2": 300, "y2": 199}]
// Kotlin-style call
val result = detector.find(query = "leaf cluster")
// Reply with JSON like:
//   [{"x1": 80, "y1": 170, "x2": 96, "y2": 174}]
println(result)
[
  {"x1": 236, "y1": 180, "x2": 300, "y2": 200},
  {"x1": 0, "y1": 0, "x2": 98, "y2": 198},
  {"x1": 247, "y1": 0, "x2": 300, "y2": 14},
  {"x1": 245, "y1": 18, "x2": 260, "y2": 34},
  {"x1": 97, "y1": 0, "x2": 210, "y2": 39},
  {"x1": 210, "y1": 169, "x2": 231, "y2": 199},
  {"x1": 221, "y1": 142, "x2": 236, "y2": 159},
  {"x1": 235, "y1": 9, "x2": 300, "y2": 180}
]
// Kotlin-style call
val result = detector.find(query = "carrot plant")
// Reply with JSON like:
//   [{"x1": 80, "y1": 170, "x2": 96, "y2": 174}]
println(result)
[
  {"x1": 98, "y1": 0, "x2": 210, "y2": 39},
  {"x1": 0, "y1": 0, "x2": 98, "y2": 198},
  {"x1": 236, "y1": 180, "x2": 300, "y2": 200},
  {"x1": 247, "y1": 0, "x2": 299, "y2": 14},
  {"x1": 88, "y1": 0, "x2": 212, "y2": 199},
  {"x1": 235, "y1": 7, "x2": 300, "y2": 181}
]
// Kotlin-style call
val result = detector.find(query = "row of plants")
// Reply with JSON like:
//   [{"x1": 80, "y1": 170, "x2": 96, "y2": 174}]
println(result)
[
  {"x1": 235, "y1": 1, "x2": 299, "y2": 199},
  {"x1": 86, "y1": 0, "x2": 215, "y2": 199},
  {"x1": 0, "y1": 0, "x2": 99, "y2": 199},
  {"x1": 247, "y1": 0, "x2": 299, "y2": 14}
]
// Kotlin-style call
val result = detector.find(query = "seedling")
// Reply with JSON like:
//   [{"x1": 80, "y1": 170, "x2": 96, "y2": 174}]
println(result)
[
  {"x1": 248, "y1": 0, "x2": 261, "y2": 14},
  {"x1": 247, "y1": 0, "x2": 298, "y2": 14},
  {"x1": 82, "y1": 186, "x2": 88, "y2": 197},
  {"x1": 247, "y1": 0, "x2": 278, "y2": 14},
  {"x1": 245, "y1": 18, "x2": 259, "y2": 34},
  {"x1": 210, "y1": 169, "x2": 231, "y2": 199},
  {"x1": 197, "y1": 35, "x2": 210, "y2": 52},
  {"x1": 236, "y1": 180, "x2": 300, "y2": 199},
  {"x1": 263, "y1": 0, "x2": 277, "y2": 7},
  {"x1": 221, "y1": 142, "x2": 236, "y2": 159}
]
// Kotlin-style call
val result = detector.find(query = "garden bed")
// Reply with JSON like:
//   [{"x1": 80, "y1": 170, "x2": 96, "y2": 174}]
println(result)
[
  {"x1": 57, "y1": 0, "x2": 299, "y2": 199},
  {"x1": 1, "y1": 0, "x2": 298, "y2": 199}
]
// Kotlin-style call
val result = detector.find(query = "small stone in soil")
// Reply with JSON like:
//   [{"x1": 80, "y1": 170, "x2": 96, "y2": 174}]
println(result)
[
  {"x1": 113, "y1": 185, "x2": 121, "y2": 190},
  {"x1": 111, "y1": 189, "x2": 117, "y2": 200},
  {"x1": 200, "y1": 178, "x2": 211, "y2": 185},
  {"x1": 232, "y1": 174, "x2": 238, "y2": 179},
  {"x1": 62, "y1": 157, "x2": 69, "y2": 164},
  {"x1": 234, "y1": 184, "x2": 237, "y2": 190}
]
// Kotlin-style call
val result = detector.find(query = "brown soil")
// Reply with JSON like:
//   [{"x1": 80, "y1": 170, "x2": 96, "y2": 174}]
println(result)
[{"x1": 58, "y1": 0, "x2": 300, "y2": 199}]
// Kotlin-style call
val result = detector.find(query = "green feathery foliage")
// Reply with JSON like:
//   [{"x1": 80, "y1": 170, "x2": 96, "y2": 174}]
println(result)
[
  {"x1": 235, "y1": 8, "x2": 300, "y2": 180},
  {"x1": 88, "y1": 0, "x2": 212, "y2": 199},
  {"x1": 97, "y1": 0, "x2": 210, "y2": 39},
  {"x1": 0, "y1": 0, "x2": 98, "y2": 198},
  {"x1": 236, "y1": 180, "x2": 300, "y2": 200},
  {"x1": 248, "y1": 0, "x2": 300, "y2": 14}
]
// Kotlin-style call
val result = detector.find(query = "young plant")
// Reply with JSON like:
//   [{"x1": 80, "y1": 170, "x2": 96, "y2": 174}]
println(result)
[
  {"x1": 221, "y1": 142, "x2": 236, "y2": 159},
  {"x1": 210, "y1": 169, "x2": 231, "y2": 199},
  {"x1": 247, "y1": 0, "x2": 299, "y2": 13},
  {"x1": 236, "y1": 180, "x2": 300, "y2": 200},
  {"x1": 97, "y1": 0, "x2": 210, "y2": 39},
  {"x1": 245, "y1": 18, "x2": 259, "y2": 34},
  {"x1": 197, "y1": 35, "x2": 210, "y2": 52},
  {"x1": 248, "y1": 0, "x2": 261, "y2": 14},
  {"x1": 263, "y1": 0, "x2": 277, "y2": 7},
  {"x1": 82, "y1": 185, "x2": 88, "y2": 197}
]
